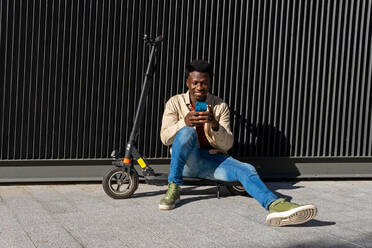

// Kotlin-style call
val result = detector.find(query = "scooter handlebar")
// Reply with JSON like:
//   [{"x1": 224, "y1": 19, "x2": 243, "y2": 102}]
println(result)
[
  {"x1": 143, "y1": 34, "x2": 164, "y2": 45},
  {"x1": 154, "y1": 35, "x2": 164, "y2": 43}
]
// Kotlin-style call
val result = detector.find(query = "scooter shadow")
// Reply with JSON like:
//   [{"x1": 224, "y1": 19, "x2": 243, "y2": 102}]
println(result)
[
  {"x1": 130, "y1": 183, "x2": 294, "y2": 201},
  {"x1": 131, "y1": 185, "x2": 221, "y2": 199},
  {"x1": 131, "y1": 189, "x2": 167, "y2": 198},
  {"x1": 177, "y1": 186, "x2": 226, "y2": 207},
  {"x1": 130, "y1": 181, "x2": 308, "y2": 208}
]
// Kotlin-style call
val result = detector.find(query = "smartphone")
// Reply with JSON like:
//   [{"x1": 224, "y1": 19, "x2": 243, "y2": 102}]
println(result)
[{"x1": 195, "y1": 101, "x2": 207, "y2": 112}]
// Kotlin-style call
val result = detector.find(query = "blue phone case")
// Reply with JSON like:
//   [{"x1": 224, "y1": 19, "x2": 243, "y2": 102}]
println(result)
[{"x1": 195, "y1": 101, "x2": 207, "y2": 112}]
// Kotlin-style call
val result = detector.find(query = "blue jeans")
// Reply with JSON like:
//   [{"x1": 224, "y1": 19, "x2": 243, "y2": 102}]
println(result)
[{"x1": 168, "y1": 126, "x2": 278, "y2": 210}]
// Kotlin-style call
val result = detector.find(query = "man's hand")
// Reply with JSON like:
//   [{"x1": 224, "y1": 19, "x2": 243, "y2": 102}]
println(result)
[
  {"x1": 207, "y1": 105, "x2": 219, "y2": 131},
  {"x1": 184, "y1": 105, "x2": 219, "y2": 131},
  {"x1": 184, "y1": 111, "x2": 208, "y2": 126}
]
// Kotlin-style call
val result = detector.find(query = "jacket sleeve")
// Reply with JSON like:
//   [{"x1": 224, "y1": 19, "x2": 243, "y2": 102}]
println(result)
[
  {"x1": 160, "y1": 99, "x2": 187, "y2": 146},
  {"x1": 205, "y1": 102, "x2": 234, "y2": 152}
]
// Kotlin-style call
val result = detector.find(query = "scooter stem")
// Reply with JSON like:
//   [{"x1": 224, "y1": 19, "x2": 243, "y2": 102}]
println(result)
[{"x1": 124, "y1": 42, "x2": 158, "y2": 160}]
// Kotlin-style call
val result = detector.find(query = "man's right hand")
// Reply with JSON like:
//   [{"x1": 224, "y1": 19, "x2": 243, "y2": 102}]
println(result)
[{"x1": 184, "y1": 110, "x2": 210, "y2": 126}]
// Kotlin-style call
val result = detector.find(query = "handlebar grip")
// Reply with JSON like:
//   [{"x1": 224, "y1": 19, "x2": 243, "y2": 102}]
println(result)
[{"x1": 154, "y1": 35, "x2": 164, "y2": 43}]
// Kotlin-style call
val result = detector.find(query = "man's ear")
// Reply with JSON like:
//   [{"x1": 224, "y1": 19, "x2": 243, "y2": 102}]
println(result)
[{"x1": 185, "y1": 78, "x2": 190, "y2": 88}]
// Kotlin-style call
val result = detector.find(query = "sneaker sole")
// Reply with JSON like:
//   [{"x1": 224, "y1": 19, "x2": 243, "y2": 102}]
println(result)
[
  {"x1": 266, "y1": 205, "x2": 317, "y2": 227},
  {"x1": 158, "y1": 198, "x2": 180, "y2": 210}
]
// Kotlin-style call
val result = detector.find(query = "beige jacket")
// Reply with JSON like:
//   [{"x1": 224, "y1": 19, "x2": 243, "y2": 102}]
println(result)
[{"x1": 160, "y1": 91, "x2": 234, "y2": 154}]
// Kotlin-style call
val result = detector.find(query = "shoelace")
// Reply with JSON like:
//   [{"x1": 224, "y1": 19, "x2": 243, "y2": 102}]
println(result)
[{"x1": 165, "y1": 185, "x2": 177, "y2": 199}]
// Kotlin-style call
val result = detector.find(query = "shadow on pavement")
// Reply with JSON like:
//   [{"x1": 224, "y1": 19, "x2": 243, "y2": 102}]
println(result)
[
  {"x1": 288, "y1": 219, "x2": 336, "y2": 227},
  {"x1": 131, "y1": 184, "x2": 334, "y2": 229},
  {"x1": 177, "y1": 195, "x2": 217, "y2": 208},
  {"x1": 131, "y1": 189, "x2": 167, "y2": 198},
  {"x1": 131, "y1": 182, "x2": 303, "y2": 202},
  {"x1": 276, "y1": 229, "x2": 371, "y2": 248}
]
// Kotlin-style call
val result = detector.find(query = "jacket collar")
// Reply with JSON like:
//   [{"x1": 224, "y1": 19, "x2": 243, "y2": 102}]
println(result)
[{"x1": 184, "y1": 90, "x2": 213, "y2": 108}]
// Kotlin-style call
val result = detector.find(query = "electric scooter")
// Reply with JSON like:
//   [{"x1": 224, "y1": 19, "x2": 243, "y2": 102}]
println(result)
[{"x1": 102, "y1": 35, "x2": 248, "y2": 199}]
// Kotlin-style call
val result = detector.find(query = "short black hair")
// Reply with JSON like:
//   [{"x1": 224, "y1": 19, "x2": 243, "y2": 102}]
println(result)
[{"x1": 185, "y1": 60, "x2": 213, "y2": 79}]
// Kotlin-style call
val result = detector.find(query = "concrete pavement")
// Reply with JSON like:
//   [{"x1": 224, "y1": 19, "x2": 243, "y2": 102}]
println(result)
[{"x1": 0, "y1": 180, "x2": 371, "y2": 248}]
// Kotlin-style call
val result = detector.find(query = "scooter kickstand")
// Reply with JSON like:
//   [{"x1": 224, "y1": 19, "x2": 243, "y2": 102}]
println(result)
[{"x1": 216, "y1": 183, "x2": 222, "y2": 199}]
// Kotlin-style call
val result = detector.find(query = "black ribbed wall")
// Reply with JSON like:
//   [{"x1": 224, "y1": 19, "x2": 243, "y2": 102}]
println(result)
[{"x1": 1, "y1": 0, "x2": 371, "y2": 160}]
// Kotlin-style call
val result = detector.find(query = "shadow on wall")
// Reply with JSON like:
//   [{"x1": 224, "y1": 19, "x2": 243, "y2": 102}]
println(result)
[{"x1": 229, "y1": 109, "x2": 300, "y2": 179}]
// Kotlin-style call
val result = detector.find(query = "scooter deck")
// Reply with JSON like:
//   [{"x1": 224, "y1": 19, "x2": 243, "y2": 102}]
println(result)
[
  {"x1": 143, "y1": 173, "x2": 239, "y2": 187},
  {"x1": 143, "y1": 173, "x2": 245, "y2": 199}
]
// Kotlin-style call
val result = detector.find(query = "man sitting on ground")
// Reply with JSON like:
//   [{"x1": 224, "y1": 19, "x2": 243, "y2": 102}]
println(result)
[{"x1": 159, "y1": 60, "x2": 317, "y2": 226}]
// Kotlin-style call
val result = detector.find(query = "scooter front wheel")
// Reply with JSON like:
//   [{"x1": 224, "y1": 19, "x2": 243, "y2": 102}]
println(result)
[{"x1": 102, "y1": 166, "x2": 139, "y2": 199}]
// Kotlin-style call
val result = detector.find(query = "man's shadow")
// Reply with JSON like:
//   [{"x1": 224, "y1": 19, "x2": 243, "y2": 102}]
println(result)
[{"x1": 229, "y1": 109, "x2": 302, "y2": 201}]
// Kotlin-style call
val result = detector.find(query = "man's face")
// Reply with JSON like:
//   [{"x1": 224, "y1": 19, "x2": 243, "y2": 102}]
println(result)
[{"x1": 186, "y1": 71, "x2": 210, "y2": 102}]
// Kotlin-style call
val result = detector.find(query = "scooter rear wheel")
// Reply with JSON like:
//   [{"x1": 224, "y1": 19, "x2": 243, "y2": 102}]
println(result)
[
  {"x1": 226, "y1": 183, "x2": 251, "y2": 197},
  {"x1": 102, "y1": 166, "x2": 139, "y2": 199}
]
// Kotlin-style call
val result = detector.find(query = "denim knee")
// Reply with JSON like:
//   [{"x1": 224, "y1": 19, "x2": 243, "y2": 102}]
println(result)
[
  {"x1": 175, "y1": 126, "x2": 197, "y2": 146},
  {"x1": 239, "y1": 162, "x2": 258, "y2": 176}
]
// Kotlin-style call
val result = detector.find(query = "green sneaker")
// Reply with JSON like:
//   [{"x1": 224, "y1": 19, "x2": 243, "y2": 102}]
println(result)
[
  {"x1": 159, "y1": 182, "x2": 181, "y2": 210},
  {"x1": 266, "y1": 198, "x2": 317, "y2": 227}
]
